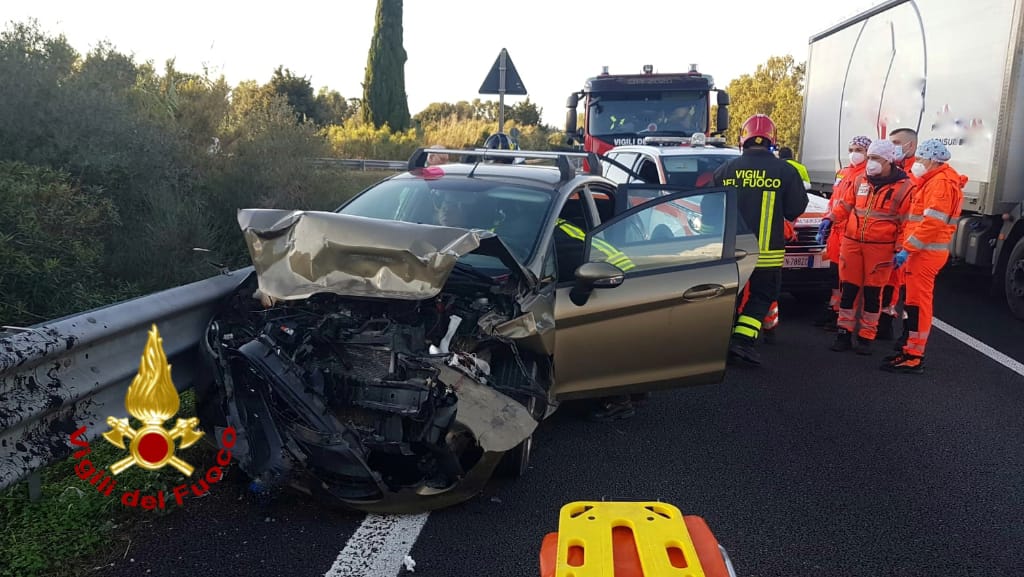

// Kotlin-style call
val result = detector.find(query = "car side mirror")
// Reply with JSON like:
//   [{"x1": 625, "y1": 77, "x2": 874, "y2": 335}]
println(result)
[{"x1": 570, "y1": 261, "x2": 625, "y2": 305}]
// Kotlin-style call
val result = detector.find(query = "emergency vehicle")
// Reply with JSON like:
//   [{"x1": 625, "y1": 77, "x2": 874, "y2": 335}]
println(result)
[
  {"x1": 600, "y1": 134, "x2": 833, "y2": 298},
  {"x1": 563, "y1": 64, "x2": 732, "y2": 157}
]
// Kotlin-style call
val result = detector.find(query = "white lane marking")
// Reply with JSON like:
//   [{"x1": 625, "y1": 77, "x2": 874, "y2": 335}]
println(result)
[
  {"x1": 325, "y1": 513, "x2": 430, "y2": 577},
  {"x1": 933, "y1": 317, "x2": 1024, "y2": 378}
]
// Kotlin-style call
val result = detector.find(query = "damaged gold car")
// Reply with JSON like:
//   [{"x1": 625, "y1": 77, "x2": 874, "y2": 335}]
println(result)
[{"x1": 194, "y1": 148, "x2": 758, "y2": 513}]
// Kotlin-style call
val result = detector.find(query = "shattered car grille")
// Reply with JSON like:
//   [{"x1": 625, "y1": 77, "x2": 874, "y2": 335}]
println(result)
[{"x1": 199, "y1": 271, "x2": 546, "y2": 511}]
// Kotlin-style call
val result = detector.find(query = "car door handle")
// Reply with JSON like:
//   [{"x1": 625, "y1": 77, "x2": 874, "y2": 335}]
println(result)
[{"x1": 683, "y1": 284, "x2": 725, "y2": 301}]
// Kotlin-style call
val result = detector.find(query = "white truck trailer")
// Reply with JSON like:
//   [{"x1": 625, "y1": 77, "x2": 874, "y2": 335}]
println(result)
[{"x1": 798, "y1": 0, "x2": 1024, "y2": 320}]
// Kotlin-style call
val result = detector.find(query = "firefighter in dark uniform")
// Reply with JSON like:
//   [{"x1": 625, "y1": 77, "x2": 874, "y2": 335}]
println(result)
[{"x1": 713, "y1": 114, "x2": 809, "y2": 366}]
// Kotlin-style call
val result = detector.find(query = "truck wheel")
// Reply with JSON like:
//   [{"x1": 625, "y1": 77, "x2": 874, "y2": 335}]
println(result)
[{"x1": 1005, "y1": 237, "x2": 1024, "y2": 322}]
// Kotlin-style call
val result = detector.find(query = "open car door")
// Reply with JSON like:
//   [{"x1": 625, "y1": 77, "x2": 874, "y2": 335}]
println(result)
[{"x1": 551, "y1": 185, "x2": 758, "y2": 400}]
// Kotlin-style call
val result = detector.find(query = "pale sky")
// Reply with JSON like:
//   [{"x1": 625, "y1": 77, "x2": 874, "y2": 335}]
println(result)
[{"x1": 3, "y1": 0, "x2": 886, "y2": 128}]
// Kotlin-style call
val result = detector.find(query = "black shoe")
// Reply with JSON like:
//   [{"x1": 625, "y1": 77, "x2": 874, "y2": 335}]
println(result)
[
  {"x1": 728, "y1": 337, "x2": 762, "y2": 366},
  {"x1": 763, "y1": 328, "x2": 777, "y2": 345},
  {"x1": 854, "y1": 337, "x2": 873, "y2": 356},
  {"x1": 831, "y1": 329, "x2": 853, "y2": 352},
  {"x1": 877, "y1": 314, "x2": 895, "y2": 341},
  {"x1": 588, "y1": 396, "x2": 636, "y2": 421},
  {"x1": 881, "y1": 352, "x2": 924, "y2": 374}
]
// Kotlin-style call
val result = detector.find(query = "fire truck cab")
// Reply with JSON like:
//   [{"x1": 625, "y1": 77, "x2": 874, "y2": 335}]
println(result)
[{"x1": 565, "y1": 64, "x2": 732, "y2": 157}]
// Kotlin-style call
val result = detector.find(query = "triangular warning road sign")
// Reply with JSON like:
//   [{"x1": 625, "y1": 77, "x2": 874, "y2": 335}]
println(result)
[{"x1": 479, "y1": 48, "x2": 527, "y2": 95}]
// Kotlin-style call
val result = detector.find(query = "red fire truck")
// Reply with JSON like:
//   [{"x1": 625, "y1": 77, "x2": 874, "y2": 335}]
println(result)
[{"x1": 564, "y1": 64, "x2": 732, "y2": 156}]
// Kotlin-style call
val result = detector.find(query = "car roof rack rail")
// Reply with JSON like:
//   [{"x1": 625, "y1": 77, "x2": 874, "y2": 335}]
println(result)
[{"x1": 407, "y1": 147, "x2": 603, "y2": 182}]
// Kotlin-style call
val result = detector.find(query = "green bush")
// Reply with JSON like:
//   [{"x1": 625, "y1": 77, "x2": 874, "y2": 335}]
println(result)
[{"x1": 0, "y1": 161, "x2": 129, "y2": 326}]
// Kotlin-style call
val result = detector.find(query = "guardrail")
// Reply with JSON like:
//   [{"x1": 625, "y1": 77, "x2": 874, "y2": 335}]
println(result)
[
  {"x1": 309, "y1": 157, "x2": 407, "y2": 171},
  {"x1": 0, "y1": 267, "x2": 252, "y2": 496}
]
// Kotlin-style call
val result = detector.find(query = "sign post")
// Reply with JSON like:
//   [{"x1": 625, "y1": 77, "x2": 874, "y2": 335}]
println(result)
[{"x1": 479, "y1": 48, "x2": 527, "y2": 135}]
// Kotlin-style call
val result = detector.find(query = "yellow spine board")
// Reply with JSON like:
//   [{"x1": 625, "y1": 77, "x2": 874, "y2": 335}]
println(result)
[{"x1": 555, "y1": 501, "x2": 707, "y2": 577}]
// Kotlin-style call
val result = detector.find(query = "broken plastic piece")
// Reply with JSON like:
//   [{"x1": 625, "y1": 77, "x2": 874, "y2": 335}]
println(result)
[{"x1": 438, "y1": 315, "x2": 462, "y2": 353}]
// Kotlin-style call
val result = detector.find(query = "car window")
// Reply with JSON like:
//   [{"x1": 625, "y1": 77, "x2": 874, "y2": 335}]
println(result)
[
  {"x1": 662, "y1": 153, "x2": 737, "y2": 188},
  {"x1": 588, "y1": 190, "x2": 727, "y2": 273},
  {"x1": 602, "y1": 152, "x2": 637, "y2": 183},
  {"x1": 338, "y1": 174, "x2": 554, "y2": 267},
  {"x1": 634, "y1": 156, "x2": 660, "y2": 183}
]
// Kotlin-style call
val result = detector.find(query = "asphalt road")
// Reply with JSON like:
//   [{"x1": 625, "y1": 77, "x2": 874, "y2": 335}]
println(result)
[{"x1": 97, "y1": 270, "x2": 1024, "y2": 577}]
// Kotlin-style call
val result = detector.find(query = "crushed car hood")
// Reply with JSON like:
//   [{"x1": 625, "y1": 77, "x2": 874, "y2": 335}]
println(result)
[{"x1": 236, "y1": 209, "x2": 535, "y2": 302}]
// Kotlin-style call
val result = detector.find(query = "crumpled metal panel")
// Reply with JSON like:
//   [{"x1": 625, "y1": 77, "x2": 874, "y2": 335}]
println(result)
[
  {"x1": 237, "y1": 209, "x2": 500, "y2": 302},
  {"x1": 0, "y1": 268, "x2": 252, "y2": 493}
]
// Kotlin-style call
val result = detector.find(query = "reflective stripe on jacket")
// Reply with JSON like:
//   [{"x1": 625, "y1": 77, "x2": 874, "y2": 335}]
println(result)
[
  {"x1": 556, "y1": 218, "x2": 636, "y2": 271},
  {"x1": 830, "y1": 174, "x2": 914, "y2": 246},
  {"x1": 713, "y1": 148, "x2": 809, "y2": 269},
  {"x1": 902, "y1": 163, "x2": 967, "y2": 253}
]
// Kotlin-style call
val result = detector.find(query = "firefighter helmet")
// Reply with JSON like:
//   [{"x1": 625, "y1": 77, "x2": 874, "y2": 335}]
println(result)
[
  {"x1": 739, "y1": 114, "x2": 777, "y2": 148},
  {"x1": 484, "y1": 132, "x2": 517, "y2": 150},
  {"x1": 483, "y1": 132, "x2": 518, "y2": 164}
]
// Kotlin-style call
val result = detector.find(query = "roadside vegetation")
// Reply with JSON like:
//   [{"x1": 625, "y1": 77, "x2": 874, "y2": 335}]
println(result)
[{"x1": 0, "y1": 1, "x2": 805, "y2": 573}]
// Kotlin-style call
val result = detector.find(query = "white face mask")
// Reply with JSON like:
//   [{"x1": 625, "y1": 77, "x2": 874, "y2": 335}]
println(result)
[
  {"x1": 893, "y1": 147, "x2": 905, "y2": 161},
  {"x1": 866, "y1": 160, "x2": 882, "y2": 175},
  {"x1": 849, "y1": 152, "x2": 866, "y2": 165},
  {"x1": 911, "y1": 161, "x2": 928, "y2": 178}
]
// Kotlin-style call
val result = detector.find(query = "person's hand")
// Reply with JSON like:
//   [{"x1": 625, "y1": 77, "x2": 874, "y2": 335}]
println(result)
[
  {"x1": 816, "y1": 218, "x2": 832, "y2": 245},
  {"x1": 893, "y1": 249, "x2": 909, "y2": 269}
]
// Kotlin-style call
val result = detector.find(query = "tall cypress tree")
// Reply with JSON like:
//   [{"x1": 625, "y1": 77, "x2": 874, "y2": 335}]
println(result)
[{"x1": 361, "y1": 0, "x2": 411, "y2": 131}]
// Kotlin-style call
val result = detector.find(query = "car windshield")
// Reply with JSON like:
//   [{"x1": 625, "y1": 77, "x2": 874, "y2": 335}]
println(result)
[
  {"x1": 661, "y1": 153, "x2": 738, "y2": 188},
  {"x1": 337, "y1": 173, "x2": 555, "y2": 270},
  {"x1": 588, "y1": 91, "x2": 708, "y2": 138}
]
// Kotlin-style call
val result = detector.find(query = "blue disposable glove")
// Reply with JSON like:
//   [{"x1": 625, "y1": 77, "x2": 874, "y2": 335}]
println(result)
[
  {"x1": 893, "y1": 249, "x2": 909, "y2": 269},
  {"x1": 816, "y1": 218, "x2": 832, "y2": 245}
]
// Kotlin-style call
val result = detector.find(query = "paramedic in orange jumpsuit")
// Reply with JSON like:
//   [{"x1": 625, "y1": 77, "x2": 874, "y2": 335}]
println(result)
[
  {"x1": 884, "y1": 139, "x2": 966, "y2": 374},
  {"x1": 879, "y1": 128, "x2": 920, "y2": 341},
  {"x1": 825, "y1": 139, "x2": 914, "y2": 355},
  {"x1": 816, "y1": 135, "x2": 872, "y2": 329}
]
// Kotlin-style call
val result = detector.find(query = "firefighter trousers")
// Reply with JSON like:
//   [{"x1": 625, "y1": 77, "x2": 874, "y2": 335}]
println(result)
[
  {"x1": 733, "y1": 267, "x2": 782, "y2": 342},
  {"x1": 838, "y1": 240, "x2": 895, "y2": 340},
  {"x1": 902, "y1": 250, "x2": 948, "y2": 357},
  {"x1": 738, "y1": 283, "x2": 780, "y2": 331}
]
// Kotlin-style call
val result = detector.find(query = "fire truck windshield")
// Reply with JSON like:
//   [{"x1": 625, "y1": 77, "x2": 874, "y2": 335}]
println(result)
[{"x1": 588, "y1": 91, "x2": 708, "y2": 138}]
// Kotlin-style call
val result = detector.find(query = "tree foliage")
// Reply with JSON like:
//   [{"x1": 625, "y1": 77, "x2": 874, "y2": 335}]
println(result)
[
  {"x1": 721, "y1": 55, "x2": 806, "y2": 154},
  {"x1": 361, "y1": 0, "x2": 411, "y2": 131}
]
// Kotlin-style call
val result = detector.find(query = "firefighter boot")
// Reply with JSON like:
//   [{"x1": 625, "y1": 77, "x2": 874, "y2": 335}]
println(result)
[
  {"x1": 854, "y1": 336, "x2": 873, "y2": 356},
  {"x1": 831, "y1": 329, "x2": 853, "y2": 352},
  {"x1": 728, "y1": 335, "x2": 762, "y2": 366},
  {"x1": 876, "y1": 314, "x2": 895, "y2": 341}
]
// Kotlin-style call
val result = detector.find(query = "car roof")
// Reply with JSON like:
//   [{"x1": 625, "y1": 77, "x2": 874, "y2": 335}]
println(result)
[
  {"x1": 391, "y1": 161, "x2": 570, "y2": 189},
  {"x1": 608, "y1": 145, "x2": 741, "y2": 158}
]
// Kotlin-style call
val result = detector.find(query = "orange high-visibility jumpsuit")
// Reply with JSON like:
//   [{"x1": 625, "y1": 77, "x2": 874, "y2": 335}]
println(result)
[
  {"x1": 828, "y1": 173, "x2": 914, "y2": 341},
  {"x1": 897, "y1": 163, "x2": 967, "y2": 359},
  {"x1": 881, "y1": 157, "x2": 918, "y2": 322},
  {"x1": 826, "y1": 162, "x2": 867, "y2": 311}
]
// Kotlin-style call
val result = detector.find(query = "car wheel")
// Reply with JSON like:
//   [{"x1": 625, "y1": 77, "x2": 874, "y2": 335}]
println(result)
[{"x1": 496, "y1": 394, "x2": 536, "y2": 479}]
